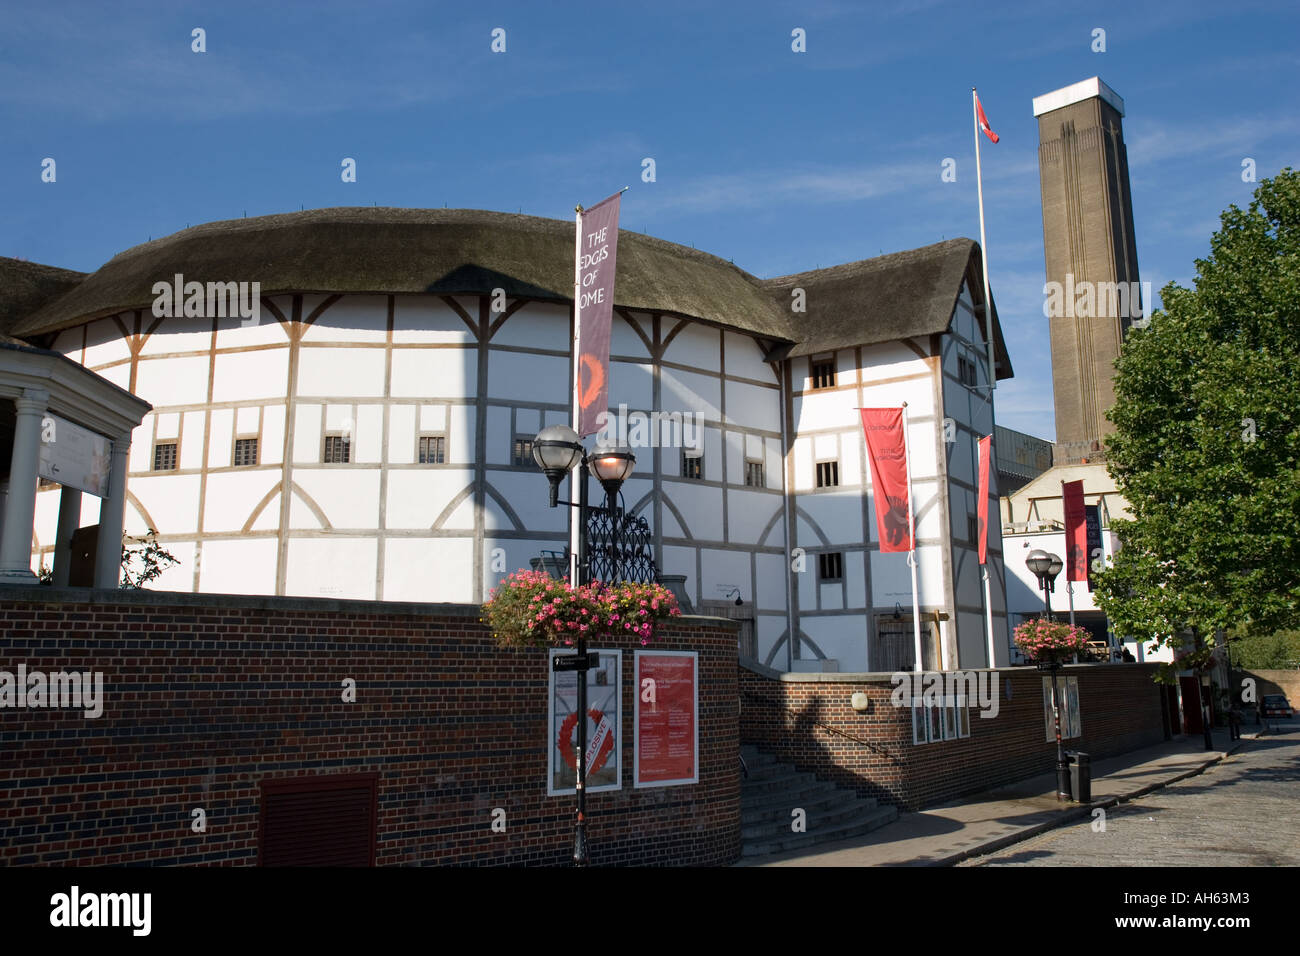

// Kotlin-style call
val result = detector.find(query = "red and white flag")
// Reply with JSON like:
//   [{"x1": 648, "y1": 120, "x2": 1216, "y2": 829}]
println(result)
[
  {"x1": 860, "y1": 408, "x2": 912, "y2": 553},
  {"x1": 1063, "y1": 480, "x2": 1087, "y2": 581},
  {"x1": 975, "y1": 94, "x2": 999, "y2": 144},
  {"x1": 977, "y1": 435, "x2": 992, "y2": 565}
]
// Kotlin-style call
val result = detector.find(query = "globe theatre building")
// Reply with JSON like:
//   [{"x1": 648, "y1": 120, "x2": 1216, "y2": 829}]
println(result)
[{"x1": 6, "y1": 207, "x2": 1015, "y2": 672}]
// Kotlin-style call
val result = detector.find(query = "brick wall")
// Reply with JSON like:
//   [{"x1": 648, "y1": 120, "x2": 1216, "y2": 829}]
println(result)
[
  {"x1": 1239, "y1": 669, "x2": 1300, "y2": 707},
  {"x1": 0, "y1": 588, "x2": 739, "y2": 866},
  {"x1": 740, "y1": 661, "x2": 1166, "y2": 811}
]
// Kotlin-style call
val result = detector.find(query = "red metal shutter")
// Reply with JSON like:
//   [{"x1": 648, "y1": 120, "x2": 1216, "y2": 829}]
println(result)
[{"x1": 258, "y1": 773, "x2": 378, "y2": 866}]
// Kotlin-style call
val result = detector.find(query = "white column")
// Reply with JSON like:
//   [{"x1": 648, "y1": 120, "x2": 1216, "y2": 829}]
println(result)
[
  {"x1": 0, "y1": 388, "x2": 50, "y2": 583},
  {"x1": 53, "y1": 485, "x2": 83, "y2": 586},
  {"x1": 93, "y1": 435, "x2": 131, "y2": 588}
]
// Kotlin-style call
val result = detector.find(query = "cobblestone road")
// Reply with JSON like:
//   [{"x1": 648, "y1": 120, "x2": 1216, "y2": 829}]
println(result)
[{"x1": 962, "y1": 721, "x2": 1300, "y2": 867}]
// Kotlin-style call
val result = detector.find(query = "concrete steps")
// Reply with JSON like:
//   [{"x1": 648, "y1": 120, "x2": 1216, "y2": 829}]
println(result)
[{"x1": 740, "y1": 744, "x2": 898, "y2": 857}]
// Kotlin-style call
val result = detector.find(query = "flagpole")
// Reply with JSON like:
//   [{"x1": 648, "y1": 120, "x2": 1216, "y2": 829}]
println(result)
[
  {"x1": 983, "y1": 566, "x2": 997, "y2": 669},
  {"x1": 901, "y1": 402, "x2": 924, "y2": 672},
  {"x1": 972, "y1": 87, "x2": 997, "y2": 392},
  {"x1": 570, "y1": 204, "x2": 584, "y2": 585},
  {"x1": 978, "y1": 434, "x2": 996, "y2": 668}
]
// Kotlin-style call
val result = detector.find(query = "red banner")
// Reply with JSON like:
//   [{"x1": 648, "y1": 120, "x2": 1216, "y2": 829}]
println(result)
[
  {"x1": 1063, "y1": 479, "x2": 1087, "y2": 581},
  {"x1": 860, "y1": 408, "x2": 912, "y2": 553},
  {"x1": 977, "y1": 434, "x2": 991, "y2": 564},
  {"x1": 575, "y1": 192, "x2": 621, "y2": 437},
  {"x1": 635, "y1": 653, "x2": 697, "y2": 787}
]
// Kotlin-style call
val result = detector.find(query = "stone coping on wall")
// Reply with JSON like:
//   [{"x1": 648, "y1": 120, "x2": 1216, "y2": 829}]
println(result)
[
  {"x1": 741, "y1": 658, "x2": 1158, "y2": 682},
  {"x1": 0, "y1": 584, "x2": 741, "y2": 630}
]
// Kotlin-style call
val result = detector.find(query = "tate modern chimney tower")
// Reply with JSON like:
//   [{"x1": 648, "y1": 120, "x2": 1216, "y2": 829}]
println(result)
[{"x1": 1033, "y1": 77, "x2": 1142, "y2": 463}]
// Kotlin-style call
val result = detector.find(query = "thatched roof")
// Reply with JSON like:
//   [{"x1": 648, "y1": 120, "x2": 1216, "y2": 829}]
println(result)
[
  {"x1": 8, "y1": 208, "x2": 1012, "y2": 378},
  {"x1": 12, "y1": 208, "x2": 791, "y2": 340},
  {"x1": 761, "y1": 238, "x2": 1012, "y2": 376},
  {"x1": 0, "y1": 257, "x2": 87, "y2": 338}
]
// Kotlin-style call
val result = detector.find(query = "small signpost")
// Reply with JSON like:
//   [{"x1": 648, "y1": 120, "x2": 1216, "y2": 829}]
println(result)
[{"x1": 551, "y1": 653, "x2": 599, "y2": 672}]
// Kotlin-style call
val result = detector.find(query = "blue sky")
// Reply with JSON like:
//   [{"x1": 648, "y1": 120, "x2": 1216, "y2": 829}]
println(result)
[{"x1": 3, "y1": 0, "x2": 1297, "y2": 438}]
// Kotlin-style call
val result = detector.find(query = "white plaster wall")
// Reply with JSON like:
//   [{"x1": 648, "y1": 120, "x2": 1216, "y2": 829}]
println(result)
[
  {"x1": 135, "y1": 355, "x2": 209, "y2": 406},
  {"x1": 662, "y1": 323, "x2": 720, "y2": 372},
  {"x1": 292, "y1": 470, "x2": 381, "y2": 528},
  {"x1": 488, "y1": 351, "x2": 569, "y2": 404},
  {"x1": 199, "y1": 538, "x2": 278, "y2": 595},
  {"x1": 724, "y1": 331, "x2": 776, "y2": 382},
  {"x1": 286, "y1": 537, "x2": 377, "y2": 600},
  {"x1": 300, "y1": 295, "x2": 388, "y2": 343},
  {"x1": 800, "y1": 616, "x2": 867, "y2": 671},
  {"x1": 392, "y1": 297, "x2": 476, "y2": 344},
  {"x1": 381, "y1": 537, "x2": 474, "y2": 602},
  {"x1": 212, "y1": 348, "x2": 289, "y2": 403},
  {"x1": 202, "y1": 472, "x2": 280, "y2": 533},
  {"x1": 493, "y1": 303, "x2": 570, "y2": 351},
  {"x1": 137, "y1": 314, "x2": 212, "y2": 356},
  {"x1": 297, "y1": 346, "x2": 385, "y2": 398},
  {"x1": 385, "y1": 469, "x2": 475, "y2": 529}
]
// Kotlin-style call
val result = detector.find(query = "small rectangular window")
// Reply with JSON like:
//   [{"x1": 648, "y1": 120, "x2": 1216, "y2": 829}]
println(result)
[
  {"x1": 512, "y1": 438, "x2": 534, "y2": 467},
  {"x1": 811, "y1": 358, "x2": 836, "y2": 390},
  {"x1": 682, "y1": 450, "x2": 703, "y2": 480},
  {"x1": 323, "y1": 434, "x2": 351, "y2": 464},
  {"x1": 153, "y1": 442, "x2": 178, "y2": 471},
  {"x1": 817, "y1": 552, "x2": 843, "y2": 582},
  {"x1": 744, "y1": 459, "x2": 764, "y2": 487},
  {"x1": 233, "y1": 437, "x2": 259, "y2": 467},
  {"x1": 419, "y1": 435, "x2": 446, "y2": 464},
  {"x1": 815, "y1": 460, "x2": 839, "y2": 488},
  {"x1": 959, "y1": 351, "x2": 980, "y2": 387}
]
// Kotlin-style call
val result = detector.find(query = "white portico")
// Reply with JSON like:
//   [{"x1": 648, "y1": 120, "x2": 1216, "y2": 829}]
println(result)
[{"x1": 0, "y1": 341, "x2": 151, "y2": 586}]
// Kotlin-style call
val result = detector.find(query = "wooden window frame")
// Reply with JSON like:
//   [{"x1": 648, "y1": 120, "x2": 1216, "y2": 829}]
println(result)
[
  {"x1": 152, "y1": 441, "x2": 178, "y2": 472},
  {"x1": 817, "y1": 551, "x2": 844, "y2": 582},
  {"x1": 810, "y1": 356, "x2": 837, "y2": 390},
  {"x1": 233, "y1": 436, "x2": 259, "y2": 468},
  {"x1": 418, "y1": 433, "x2": 447, "y2": 465},
  {"x1": 681, "y1": 449, "x2": 704, "y2": 480},
  {"x1": 323, "y1": 433, "x2": 351, "y2": 464}
]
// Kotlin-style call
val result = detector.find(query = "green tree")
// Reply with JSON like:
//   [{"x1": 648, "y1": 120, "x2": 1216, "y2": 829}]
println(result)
[{"x1": 1097, "y1": 168, "x2": 1300, "y2": 664}]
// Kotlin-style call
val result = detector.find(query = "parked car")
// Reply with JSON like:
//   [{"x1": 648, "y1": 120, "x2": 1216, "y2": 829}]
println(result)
[{"x1": 1260, "y1": 695, "x2": 1293, "y2": 719}]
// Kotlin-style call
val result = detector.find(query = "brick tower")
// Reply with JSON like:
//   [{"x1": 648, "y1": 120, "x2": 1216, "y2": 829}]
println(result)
[{"x1": 1033, "y1": 77, "x2": 1142, "y2": 462}]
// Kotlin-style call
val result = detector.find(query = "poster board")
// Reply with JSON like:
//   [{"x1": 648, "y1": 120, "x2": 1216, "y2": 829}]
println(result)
[
  {"x1": 37, "y1": 412, "x2": 112, "y2": 498},
  {"x1": 634, "y1": 651, "x2": 698, "y2": 788},
  {"x1": 1043, "y1": 676, "x2": 1082, "y2": 742},
  {"x1": 547, "y1": 648, "x2": 621, "y2": 796}
]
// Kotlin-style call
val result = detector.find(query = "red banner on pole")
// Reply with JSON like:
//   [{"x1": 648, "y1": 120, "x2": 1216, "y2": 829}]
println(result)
[
  {"x1": 977, "y1": 434, "x2": 992, "y2": 565},
  {"x1": 860, "y1": 408, "x2": 912, "y2": 553},
  {"x1": 1063, "y1": 479, "x2": 1087, "y2": 581},
  {"x1": 575, "y1": 192, "x2": 621, "y2": 437}
]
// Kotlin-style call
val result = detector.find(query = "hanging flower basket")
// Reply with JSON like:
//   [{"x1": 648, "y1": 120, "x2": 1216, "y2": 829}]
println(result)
[
  {"x1": 481, "y1": 569, "x2": 681, "y2": 649},
  {"x1": 1013, "y1": 618, "x2": 1092, "y2": 663}
]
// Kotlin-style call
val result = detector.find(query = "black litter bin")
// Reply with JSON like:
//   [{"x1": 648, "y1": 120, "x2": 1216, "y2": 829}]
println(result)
[{"x1": 1066, "y1": 750, "x2": 1091, "y2": 803}]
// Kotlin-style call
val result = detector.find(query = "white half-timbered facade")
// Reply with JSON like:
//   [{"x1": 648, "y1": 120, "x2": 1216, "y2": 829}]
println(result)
[{"x1": 8, "y1": 208, "x2": 1014, "y2": 671}]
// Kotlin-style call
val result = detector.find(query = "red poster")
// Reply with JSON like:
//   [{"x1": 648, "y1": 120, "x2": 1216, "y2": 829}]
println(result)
[
  {"x1": 859, "y1": 408, "x2": 912, "y2": 552},
  {"x1": 635, "y1": 652, "x2": 697, "y2": 787},
  {"x1": 977, "y1": 434, "x2": 991, "y2": 565},
  {"x1": 575, "y1": 192, "x2": 621, "y2": 437},
  {"x1": 1063, "y1": 479, "x2": 1087, "y2": 581}
]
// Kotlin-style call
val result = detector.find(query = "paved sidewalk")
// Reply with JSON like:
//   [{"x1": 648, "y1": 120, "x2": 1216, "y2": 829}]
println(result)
[{"x1": 738, "y1": 728, "x2": 1260, "y2": 867}]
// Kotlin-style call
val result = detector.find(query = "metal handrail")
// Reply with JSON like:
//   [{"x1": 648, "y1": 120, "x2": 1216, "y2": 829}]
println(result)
[{"x1": 740, "y1": 689, "x2": 904, "y2": 765}]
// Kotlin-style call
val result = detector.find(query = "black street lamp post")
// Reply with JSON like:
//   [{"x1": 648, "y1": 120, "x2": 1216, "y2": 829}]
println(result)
[
  {"x1": 532, "y1": 424, "x2": 635, "y2": 866},
  {"x1": 1027, "y1": 549, "x2": 1072, "y2": 801}
]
